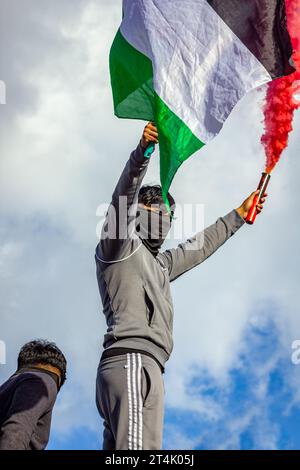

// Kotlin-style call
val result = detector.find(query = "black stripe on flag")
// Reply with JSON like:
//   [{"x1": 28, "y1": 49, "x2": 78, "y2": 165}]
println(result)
[{"x1": 206, "y1": 0, "x2": 295, "y2": 78}]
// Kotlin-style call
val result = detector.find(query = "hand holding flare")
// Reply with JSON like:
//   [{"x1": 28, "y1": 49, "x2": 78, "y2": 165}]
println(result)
[{"x1": 236, "y1": 188, "x2": 268, "y2": 222}]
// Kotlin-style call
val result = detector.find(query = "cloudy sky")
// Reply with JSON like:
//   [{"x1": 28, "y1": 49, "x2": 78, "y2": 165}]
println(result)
[{"x1": 0, "y1": 0, "x2": 300, "y2": 450}]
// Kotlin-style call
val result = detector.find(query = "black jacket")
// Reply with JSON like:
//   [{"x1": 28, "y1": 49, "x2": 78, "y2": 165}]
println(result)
[{"x1": 0, "y1": 368, "x2": 58, "y2": 450}]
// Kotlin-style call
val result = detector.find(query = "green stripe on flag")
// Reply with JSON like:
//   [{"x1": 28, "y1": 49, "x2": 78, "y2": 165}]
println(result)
[
  {"x1": 110, "y1": 30, "x2": 205, "y2": 207},
  {"x1": 155, "y1": 93, "x2": 205, "y2": 205},
  {"x1": 110, "y1": 30, "x2": 155, "y2": 121}
]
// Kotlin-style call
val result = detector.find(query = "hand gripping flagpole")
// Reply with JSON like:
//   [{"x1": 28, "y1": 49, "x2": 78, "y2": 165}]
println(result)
[{"x1": 144, "y1": 141, "x2": 155, "y2": 158}]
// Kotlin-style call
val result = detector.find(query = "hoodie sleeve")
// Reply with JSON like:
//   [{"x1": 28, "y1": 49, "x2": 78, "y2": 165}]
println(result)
[
  {"x1": 96, "y1": 143, "x2": 150, "y2": 263},
  {"x1": 159, "y1": 209, "x2": 245, "y2": 282}
]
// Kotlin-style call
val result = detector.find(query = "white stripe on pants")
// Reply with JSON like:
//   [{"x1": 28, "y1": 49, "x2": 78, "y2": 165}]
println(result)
[{"x1": 127, "y1": 353, "x2": 143, "y2": 450}]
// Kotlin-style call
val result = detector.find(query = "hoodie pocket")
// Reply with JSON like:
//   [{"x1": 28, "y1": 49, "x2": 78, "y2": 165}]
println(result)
[{"x1": 143, "y1": 286, "x2": 155, "y2": 327}]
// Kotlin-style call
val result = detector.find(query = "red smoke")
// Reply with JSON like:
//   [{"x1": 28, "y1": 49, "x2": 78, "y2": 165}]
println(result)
[{"x1": 261, "y1": 0, "x2": 300, "y2": 174}]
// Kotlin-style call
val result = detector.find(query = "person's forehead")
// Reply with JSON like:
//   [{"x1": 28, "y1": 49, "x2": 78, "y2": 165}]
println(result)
[
  {"x1": 138, "y1": 202, "x2": 174, "y2": 216},
  {"x1": 150, "y1": 203, "x2": 169, "y2": 212}
]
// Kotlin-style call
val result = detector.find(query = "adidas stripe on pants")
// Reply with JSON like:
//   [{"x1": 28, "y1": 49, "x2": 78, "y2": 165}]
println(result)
[{"x1": 96, "y1": 352, "x2": 164, "y2": 450}]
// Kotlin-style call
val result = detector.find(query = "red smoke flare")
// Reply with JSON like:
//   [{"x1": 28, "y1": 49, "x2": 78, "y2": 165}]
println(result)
[{"x1": 261, "y1": 0, "x2": 300, "y2": 174}]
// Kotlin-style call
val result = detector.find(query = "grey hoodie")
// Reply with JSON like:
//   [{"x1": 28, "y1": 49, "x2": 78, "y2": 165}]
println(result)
[{"x1": 95, "y1": 143, "x2": 245, "y2": 370}]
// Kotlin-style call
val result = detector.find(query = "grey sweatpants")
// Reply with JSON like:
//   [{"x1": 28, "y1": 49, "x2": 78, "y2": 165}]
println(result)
[{"x1": 96, "y1": 352, "x2": 164, "y2": 450}]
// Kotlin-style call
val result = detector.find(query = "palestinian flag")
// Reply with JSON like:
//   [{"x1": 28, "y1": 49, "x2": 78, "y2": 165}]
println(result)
[{"x1": 110, "y1": 0, "x2": 295, "y2": 205}]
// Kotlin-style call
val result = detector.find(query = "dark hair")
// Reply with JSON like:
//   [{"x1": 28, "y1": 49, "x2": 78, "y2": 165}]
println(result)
[
  {"x1": 138, "y1": 185, "x2": 176, "y2": 212},
  {"x1": 18, "y1": 340, "x2": 67, "y2": 386}
]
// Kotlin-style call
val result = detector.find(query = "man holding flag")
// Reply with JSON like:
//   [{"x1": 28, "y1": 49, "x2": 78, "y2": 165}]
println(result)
[
  {"x1": 95, "y1": 0, "x2": 294, "y2": 451},
  {"x1": 95, "y1": 122, "x2": 266, "y2": 450}
]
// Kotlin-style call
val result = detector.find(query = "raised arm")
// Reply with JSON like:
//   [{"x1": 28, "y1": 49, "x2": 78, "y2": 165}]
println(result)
[
  {"x1": 96, "y1": 123, "x2": 158, "y2": 263},
  {"x1": 159, "y1": 190, "x2": 267, "y2": 282}
]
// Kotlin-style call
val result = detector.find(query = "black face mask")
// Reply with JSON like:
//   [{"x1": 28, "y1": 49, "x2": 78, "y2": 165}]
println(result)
[{"x1": 136, "y1": 207, "x2": 172, "y2": 257}]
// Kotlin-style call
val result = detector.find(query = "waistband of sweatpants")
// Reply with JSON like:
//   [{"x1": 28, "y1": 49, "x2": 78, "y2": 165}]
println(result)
[
  {"x1": 101, "y1": 347, "x2": 165, "y2": 374},
  {"x1": 104, "y1": 337, "x2": 169, "y2": 372}
]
